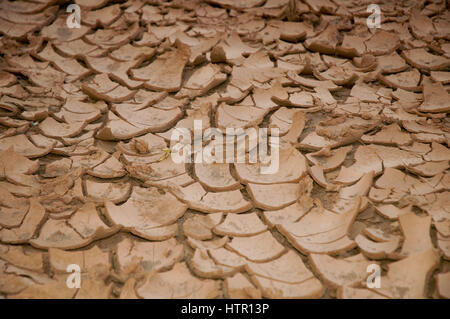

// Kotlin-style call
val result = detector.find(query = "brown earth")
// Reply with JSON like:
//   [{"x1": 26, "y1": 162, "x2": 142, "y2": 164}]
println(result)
[{"x1": 0, "y1": 0, "x2": 449, "y2": 299}]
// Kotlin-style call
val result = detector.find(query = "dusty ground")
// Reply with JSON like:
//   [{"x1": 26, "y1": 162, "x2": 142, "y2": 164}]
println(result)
[{"x1": 0, "y1": 0, "x2": 449, "y2": 299}]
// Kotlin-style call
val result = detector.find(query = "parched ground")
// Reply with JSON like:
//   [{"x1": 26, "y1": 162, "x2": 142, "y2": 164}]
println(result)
[{"x1": 0, "y1": 0, "x2": 449, "y2": 299}]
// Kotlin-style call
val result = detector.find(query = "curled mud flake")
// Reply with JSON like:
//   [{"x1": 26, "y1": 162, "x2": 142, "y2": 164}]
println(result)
[
  {"x1": 169, "y1": 182, "x2": 252, "y2": 214},
  {"x1": 110, "y1": 44, "x2": 155, "y2": 63},
  {"x1": 83, "y1": 83, "x2": 136, "y2": 103},
  {"x1": 402, "y1": 120, "x2": 443, "y2": 135},
  {"x1": 402, "y1": 48, "x2": 450, "y2": 72},
  {"x1": 280, "y1": 111, "x2": 307, "y2": 145},
  {"x1": 0, "y1": 147, "x2": 40, "y2": 188},
  {"x1": 246, "y1": 250, "x2": 315, "y2": 284},
  {"x1": 44, "y1": 158, "x2": 72, "y2": 178},
  {"x1": 309, "y1": 165, "x2": 329, "y2": 189},
  {"x1": 29, "y1": 218, "x2": 93, "y2": 250},
  {"x1": 195, "y1": 162, "x2": 240, "y2": 192},
  {"x1": 287, "y1": 71, "x2": 341, "y2": 92},
  {"x1": 411, "y1": 132, "x2": 446, "y2": 144},
  {"x1": 74, "y1": 267, "x2": 114, "y2": 299},
  {"x1": 35, "y1": 43, "x2": 90, "y2": 81},
  {"x1": 408, "y1": 161, "x2": 449, "y2": 177},
  {"x1": 189, "y1": 248, "x2": 236, "y2": 279},
  {"x1": 236, "y1": 147, "x2": 307, "y2": 185},
  {"x1": 187, "y1": 236, "x2": 229, "y2": 250},
  {"x1": 269, "y1": 107, "x2": 300, "y2": 136},
  {"x1": 246, "y1": 182, "x2": 302, "y2": 210},
  {"x1": 314, "y1": 65, "x2": 358, "y2": 86},
  {"x1": 361, "y1": 123, "x2": 412, "y2": 147},
  {"x1": 437, "y1": 234, "x2": 450, "y2": 260},
  {"x1": 409, "y1": 8, "x2": 436, "y2": 41},
  {"x1": 182, "y1": 213, "x2": 223, "y2": 240},
  {"x1": 85, "y1": 180, "x2": 131, "y2": 204},
  {"x1": 374, "y1": 204, "x2": 414, "y2": 221},
  {"x1": 85, "y1": 22, "x2": 140, "y2": 50},
  {"x1": 309, "y1": 253, "x2": 375, "y2": 289},
  {"x1": 287, "y1": 91, "x2": 315, "y2": 108},
  {"x1": 87, "y1": 156, "x2": 126, "y2": 179},
  {"x1": 430, "y1": 71, "x2": 450, "y2": 84},
  {"x1": 205, "y1": 0, "x2": 265, "y2": 10},
  {"x1": 207, "y1": 247, "x2": 246, "y2": 271},
  {"x1": 114, "y1": 104, "x2": 183, "y2": 134},
  {"x1": 117, "y1": 133, "x2": 167, "y2": 156},
  {"x1": 418, "y1": 82, "x2": 450, "y2": 113},
  {"x1": 0, "y1": 198, "x2": 46, "y2": 244},
  {"x1": 7, "y1": 277, "x2": 78, "y2": 299},
  {"x1": 435, "y1": 220, "x2": 450, "y2": 238},
  {"x1": 136, "y1": 262, "x2": 219, "y2": 299},
  {"x1": 363, "y1": 227, "x2": 398, "y2": 243},
  {"x1": 38, "y1": 117, "x2": 87, "y2": 139},
  {"x1": 0, "y1": 244, "x2": 43, "y2": 272},
  {"x1": 226, "y1": 230, "x2": 286, "y2": 263},
  {"x1": 435, "y1": 272, "x2": 450, "y2": 299},
  {"x1": 214, "y1": 212, "x2": 267, "y2": 237},
  {"x1": 368, "y1": 249, "x2": 439, "y2": 298},
  {"x1": 68, "y1": 202, "x2": 119, "y2": 240},
  {"x1": 0, "y1": 71, "x2": 16, "y2": 87},
  {"x1": 416, "y1": 192, "x2": 450, "y2": 223},
  {"x1": 0, "y1": 18, "x2": 40, "y2": 39},
  {"x1": 337, "y1": 286, "x2": 387, "y2": 299},
  {"x1": 211, "y1": 32, "x2": 260, "y2": 63},
  {"x1": 334, "y1": 146, "x2": 382, "y2": 185},
  {"x1": 306, "y1": 145, "x2": 352, "y2": 172},
  {"x1": 304, "y1": 24, "x2": 339, "y2": 55},
  {"x1": 104, "y1": 186, "x2": 187, "y2": 239},
  {"x1": 378, "y1": 69, "x2": 421, "y2": 91},
  {"x1": 131, "y1": 44, "x2": 190, "y2": 92},
  {"x1": 116, "y1": 237, "x2": 183, "y2": 276},
  {"x1": 225, "y1": 272, "x2": 262, "y2": 299},
  {"x1": 120, "y1": 277, "x2": 139, "y2": 299},
  {"x1": 70, "y1": 148, "x2": 110, "y2": 170},
  {"x1": 0, "y1": 264, "x2": 36, "y2": 295},
  {"x1": 277, "y1": 198, "x2": 361, "y2": 255},
  {"x1": 263, "y1": 200, "x2": 312, "y2": 228},
  {"x1": 0, "y1": 188, "x2": 29, "y2": 228},
  {"x1": 365, "y1": 30, "x2": 400, "y2": 56},
  {"x1": 176, "y1": 64, "x2": 227, "y2": 99},
  {"x1": 216, "y1": 103, "x2": 267, "y2": 130},
  {"x1": 333, "y1": 171, "x2": 374, "y2": 214},
  {"x1": 250, "y1": 274, "x2": 323, "y2": 299},
  {"x1": 128, "y1": 156, "x2": 193, "y2": 188},
  {"x1": 48, "y1": 245, "x2": 110, "y2": 274},
  {"x1": 252, "y1": 79, "x2": 289, "y2": 111},
  {"x1": 397, "y1": 213, "x2": 434, "y2": 257},
  {"x1": 423, "y1": 142, "x2": 450, "y2": 162},
  {"x1": 96, "y1": 111, "x2": 147, "y2": 141},
  {"x1": 83, "y1": 4, "x2": 122, "y2": 28},
  {"x1": 75, "y1": 0, "x2": 109, "y2": 10},
  {"x1": 355, "y1": 234, "x2": 400, "y2": 260},
  {"x1": 374, "y1": 167, "x2": 432, "y2": 196},
  {"x1": 337, "y1": 35, "x2": 368, "y2": 57},
  {"x1": 57, "y1": 99, "x2": 103, "y2": 124},
  {"x1": 376, "y1": 52, "x2": 408, "y2": 74}
]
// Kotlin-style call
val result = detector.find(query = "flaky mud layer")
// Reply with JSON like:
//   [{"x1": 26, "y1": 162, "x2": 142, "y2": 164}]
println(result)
[{"x1": 0, "y1": 0, "x2": 449, "y2": 299}]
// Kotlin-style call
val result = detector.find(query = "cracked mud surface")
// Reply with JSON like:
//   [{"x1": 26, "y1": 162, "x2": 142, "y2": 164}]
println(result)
[{"x1": 0, "y1": 0, "x2": 449, "y2": 299}]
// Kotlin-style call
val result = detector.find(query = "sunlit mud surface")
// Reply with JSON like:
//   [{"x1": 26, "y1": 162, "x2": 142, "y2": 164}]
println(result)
[{"x1": 0, "y1": 0, "x2": 449, "y2": 299}]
